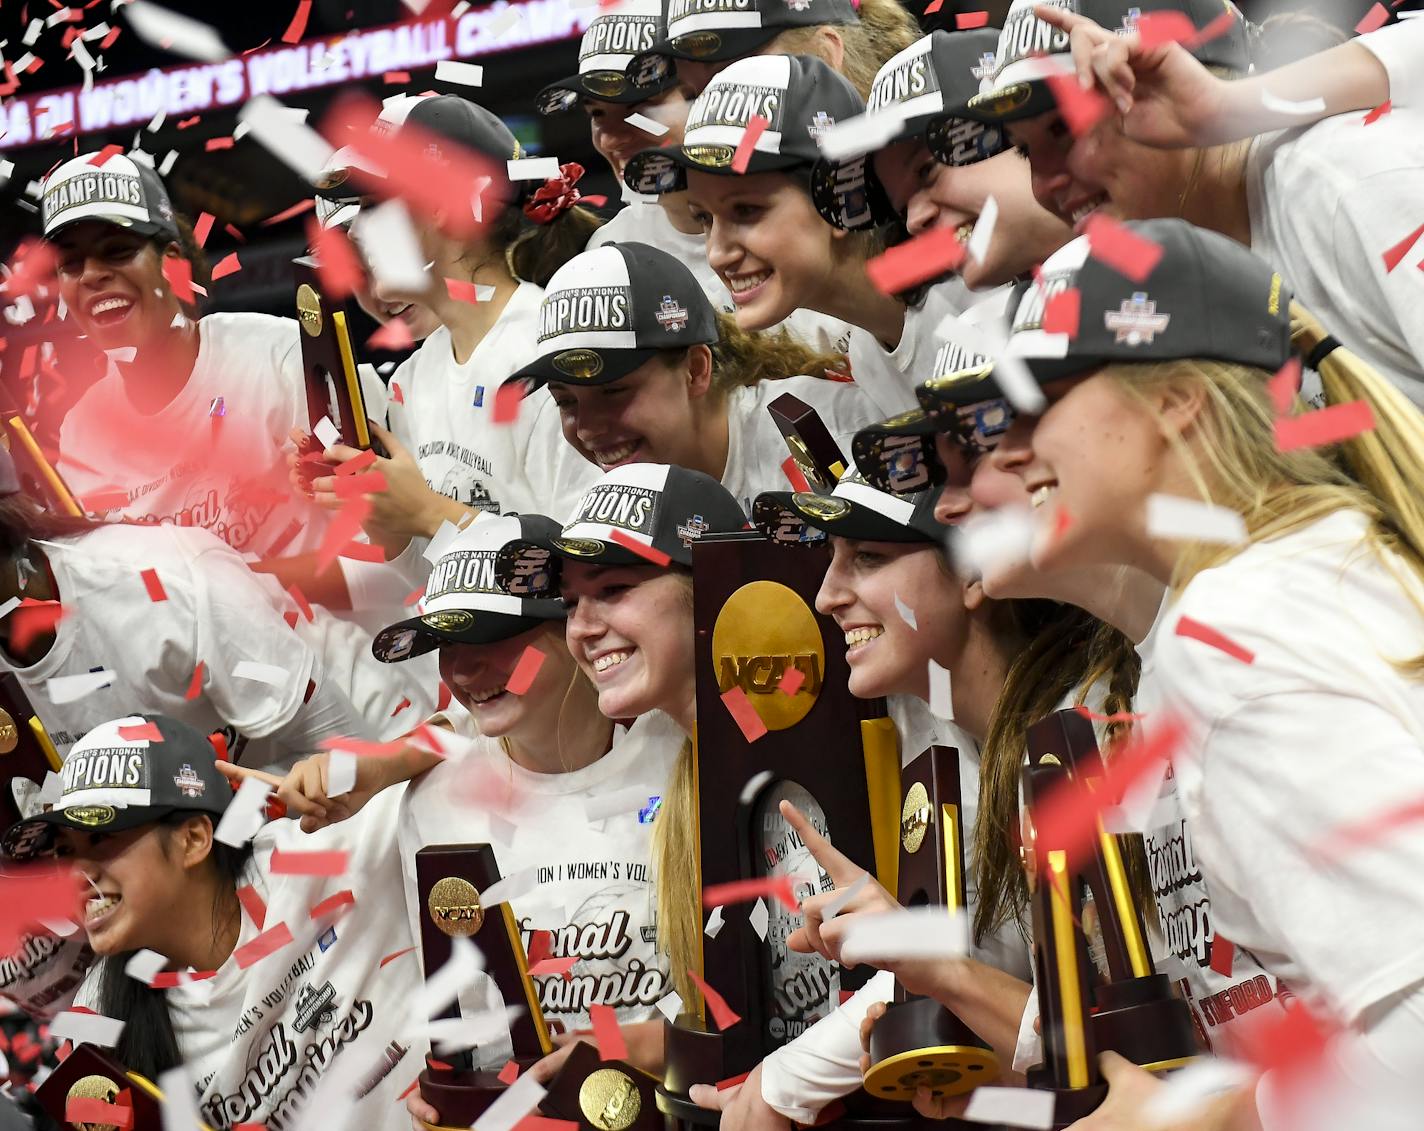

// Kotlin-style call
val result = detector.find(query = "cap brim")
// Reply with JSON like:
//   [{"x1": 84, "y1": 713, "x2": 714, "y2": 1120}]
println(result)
[
  {"x1": 372, "y1": 602, "x2": 565, "y2": 663},
  {"x1": 508, "y1": 345, "x2": 668, "y2": 391},
  {"x1": 810, "y1": 152, "x2": 900, "y2": 232},
  {"x1": 851, "y1": 410, "x2": 944, "y2": 497},
  {"x1": 754, "y1": 490, "x2": 933, "y2": 544},
  {"x1": 2, "y1": 805, "x2": 174, "y2": 861},
  {"x1": 624, "y1": 145, "x2": 805, "y2": 195},
  {"x1": 652, "y1": 26, "x2": 781, "y2": 64},
  {"x1": 537, "y1": 71, "x2": 669, "y2": 114},
  {"x1": 45, "y1": 213, "x2": 174, "y2": 241},
  {"x1": 957, "y1": 75, "x2": 1059, "y2": 125}
]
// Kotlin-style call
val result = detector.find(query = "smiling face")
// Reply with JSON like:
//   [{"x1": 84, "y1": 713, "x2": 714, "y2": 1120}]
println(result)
[
  {"x1": 585, "y1": 87, "x2": 693, "y2": 180},
  {"x1": 1006, "y1": 110, "x2": 1199, "y2": 230},
  {"x1": 561, "y1": 562, "x2": 695, "y2": 723},
  {"x1": 814, "y1": 537, "x2": 973, "y2": 701},
  {"x1": 54, "y1": 818, "x2": 205, "y2": 957},
  {"x1": 438, "y1": 623, "x2": 580, "y2": 738},
  {"x1": 686, "y1": 169, "x2": 849, "y2": 331},
  {"x1": 549, "y1": 349, "x2": 715, "y2": 473},
  {"x1": 354, "y1": 262, "x2": 440, "y2": 342},
  {"x1": 872, "y1": 139, "x2": 1073, "y2": 289},
  {"x1": 52, "y1": 221, "x2": 185, "y2": 352}
]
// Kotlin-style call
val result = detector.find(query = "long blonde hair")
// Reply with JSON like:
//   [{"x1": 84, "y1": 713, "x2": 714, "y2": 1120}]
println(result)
[
  {"x1": 768, "y1": 0, "x2": 921, "y2": 98},
  {"x1": 1109, "y1": 305, "x2": 1424, "y2": 672}
]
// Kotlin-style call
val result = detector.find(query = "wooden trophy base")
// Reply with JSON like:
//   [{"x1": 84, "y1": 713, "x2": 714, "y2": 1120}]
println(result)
[
  {"x1": 1091, "y1": 975, "x2": 1200, "y2": 1074},
  {"x1": 656, "y1": 1014, "x2": 724, "y2": 1128},
  {"x1": 1025, "y1": 1068, "x2": 1110, "y2": 1130},
  {"x1": 418, "y1": 1062, "x2": 534, "y2": 1130},
  {"x1": 864, "y1": 998, "x2": 998, "y2": 1101}
]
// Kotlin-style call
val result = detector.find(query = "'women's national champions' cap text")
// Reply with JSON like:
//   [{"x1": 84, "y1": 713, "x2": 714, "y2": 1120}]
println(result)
[
  {"x1": 372, "y1": 515, "x2": 568, "y2": 663},
  {"x1": 628, "y1": 0, "x2": 859, "y2": 84},
  {"x1": 507, "y1": 242, "x2": 720, "y2": 389},
  {"x1": 811, "y1": 29, "x2": 1008, "y2": 231},
  {"x1": 2, "y1": 716, "x2": 231, "y2": 862},
  {"x1": 961, "y1": 0, "x2": 1250, "y2": 124},
  {"x1": 932, "y1": 218, "x2": 1293, "y2": 406},
  {"x1": 42, "y1": 153, "x2": 180, "y2": 243},
  {"x1": 538, "y1": 0, "x2": 676, "y2": 113},
  {"x1": 495, "y1": 464, "x2": 747, "y2": 597},
  {"x1": 623, "y1": 54, "x2": 863, "y2": 195},
  {"x1": 313, "y1": 93, "x2": 524, "y2": 202},
  {"x1": 754, "y1": 467, "x2": 946, "y2": 546}
]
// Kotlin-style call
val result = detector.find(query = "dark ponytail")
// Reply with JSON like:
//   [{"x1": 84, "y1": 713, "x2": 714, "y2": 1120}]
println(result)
[
  {"x1": 0, "y1": 492, "x2": 103, "y2": 561},
  {"x1": 487, "y1": 202, "x2": 603, "y2": 288},
  {"x1": 96, "y1": 813, "x2": 253, "y2": 1081}
]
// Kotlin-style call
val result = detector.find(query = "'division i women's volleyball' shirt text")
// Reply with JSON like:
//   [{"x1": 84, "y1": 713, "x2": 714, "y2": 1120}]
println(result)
[{"x1": 397, "y1": 711, "x2": 681, "y2": 1041}]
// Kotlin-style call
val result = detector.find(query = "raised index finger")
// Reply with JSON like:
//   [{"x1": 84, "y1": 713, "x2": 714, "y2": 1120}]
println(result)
[
  {"x1": 779, "y1": 800, "x2": 862, "y2": 887},
  {"x1": 214, "y1": 760, "x2": 283, "y2": 788}
]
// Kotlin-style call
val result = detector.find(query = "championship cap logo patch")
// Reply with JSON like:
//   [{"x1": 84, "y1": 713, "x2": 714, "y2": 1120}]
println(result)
[
  {"x1": 656, "y1": 295, "x2": 689, "y2": 332},
  {"x1": 1104, "y1": 292, "x2": 1171, "y2": 346},
  {"x1": 173, "y1": 764, "x2": 206, "y2": 798}
]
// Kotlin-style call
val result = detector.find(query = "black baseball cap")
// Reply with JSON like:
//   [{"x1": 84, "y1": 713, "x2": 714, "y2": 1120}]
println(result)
[
  {"x1": 495, "y1": 464, "x2": 747, "y2": 598},
  {"x1": 42, "y1": 153, "x2": 180, "y2": 243},
  {"x1": 924, "y1": 218, "x2": 1293, "y2": 407},
  {"x1": 958, "y1": 0, "x2": 1251, "y2": 125},
  {"x1": 2, "y1": 716, "x2": 232, "y2": 861},
  {"x1": 538, "y1": 0, "x2": 677, "y2": 113},
  {"x1": 313, "y1": 93, "x2": 524, "y2": 203},
  {"x1": 506, "y1": 242, "x2": 720, "y2": 390},
  {"x1": 753, "y1": 467, "x2": 946, "y2": 545},
  {"x1": 623, "y1": 54, "x2": 863, "y2": 195},
  {"x1": 811, "y1": 29, "x2": 1008, "y2": 231},
  {"x1": 628, "y1": 0, "x2": 859, "y2": 86},
  {"x1": 372, "y1": 516, "x2": 568, "y2": 663}
]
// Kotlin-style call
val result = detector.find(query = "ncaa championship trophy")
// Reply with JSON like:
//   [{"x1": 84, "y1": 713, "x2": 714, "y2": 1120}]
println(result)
[
  {"x1": 863, "y1": 747, "x2": 998, "y2": 1104},
  {"x1": 292, "y1": 258, "x2": 385, "y2": 456},
  {"x1": 38, "y1": 1043, "x2": 205, "y2": 1131}
]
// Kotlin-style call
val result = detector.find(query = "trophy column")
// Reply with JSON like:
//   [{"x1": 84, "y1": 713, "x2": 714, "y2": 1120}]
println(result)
[{"x1": 864, "y1": 746, "x2": 997, "y2": 1102}]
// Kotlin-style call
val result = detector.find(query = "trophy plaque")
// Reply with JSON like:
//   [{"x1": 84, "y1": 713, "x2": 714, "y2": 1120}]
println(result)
[
  {"x1": 539, "y1": 1039, "x2": 662, "y2": 1131},
  {"x1": 1025, "y1": 711, "x2": 1200, "y2": 1074},
  {"x1": 768, "y1": 393, "x2": 848, "y2": 490},
  {"x1": 864, "y1": 746, "x2": 997, "y2": 1103},
  {"x1": 0, "y1": 673, "x2": 63, "y2": 832},
  {"x1": 37, "y1": 1043, "x2": 206, "y2": 1131},
  {"x1": 414, "y1": 844, "x2": 552, "y2": 1130},
  {"x1": 655, "y1": 527, "x2": 906, "y2": 1129},
  {"x1": 292, "y1": 258, "x2": 386, "y2": 456}
]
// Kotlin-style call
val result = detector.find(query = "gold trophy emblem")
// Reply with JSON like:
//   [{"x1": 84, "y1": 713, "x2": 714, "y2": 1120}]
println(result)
[
  {"x1": 67, "y1": 1075, "x2": 122, "y2": 1131},
  {"x1": 578, "y1": 1068, "x2": 641, "y2": 1131},
  {"x1": 296, "y1": 283, "x2": 324, "y2": 337},
  {"x1": 427, "y1": 877, "x2": 484, "y2": 938},
  {"x1": 900, "y1": 781, "x2": 930, "y2": 855},
  {"x1": 0, "y1": 707, "x2": 17, "y2": 755}
]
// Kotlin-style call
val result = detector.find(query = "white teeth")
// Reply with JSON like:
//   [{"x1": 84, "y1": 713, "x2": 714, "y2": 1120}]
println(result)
[
  {"x1": 469, "y1": 686, "x2": 506, "y2": 704},
  {"x1": 844, "y1": 627, "x2": 884, "y2": 647},
  {"x1": 593, "y1": 650, "x2": 632, "y2": 673},
  {"x1": 1030, "y1": 485, "x2": 1056, "y2": 508},
  {"x1": 1070, "y1": 197, "x2": 1106, "y2": 224},
  {"x1": 955, "y1": 222, "x2": 975, "y2": 245},
  {"x1": 90, "y1": 297, "x2": 131, "y2": 316},
  {"x1": 727, "y1": 271, "x2": 770, "y2": 294},
  {"x1": 594, "y1": 441, "x2": 638, "y2": 466},
  {"x1": 85, "y1": 894, "x2": 120, "y2": 921}
]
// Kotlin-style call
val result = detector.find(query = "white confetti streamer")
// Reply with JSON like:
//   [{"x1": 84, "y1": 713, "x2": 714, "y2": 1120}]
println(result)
[
  {"x1": 426, "y1": 1005, "x2": 525, "y2": 1053},
  {"x1": 312, "y1": 415, "x2": 341, "y2": 449},
  {"x1": 952, "y1": 506, "x2": 1036, "y2": 580},
  {"x1": 816, "y1": 108, "x2": 906, "y2": 161},
  {"x1": 351, "y1": 199, "x2": 429, "y2": 294},
  {"x1": 822, "y1": 872, "x2": 869, "y2": 920},
  {"x1": 326, "y1": 751, "x2": 357, "y2": 798},
  {"x1": 232, "y1": 661, "x2": 287, "y2": 685},
  {"x1": 479, "y1": 867, "x2": 538, "y2": 909},
  {"x1": 1142, "y1": 1057, "x2": 1255, "y2": 1125},
  {"x1": 838, "y1": 906, "x2": 969, "y2": 965},
  {"x1": 1146, "y1": 494, "x2": 1247, "y2": 545},
  {"x1": 238, "y1": 96, "x2": 333, "y2": 184},
  {"x1": 928, "y1": 660, "x2": 953, "y2": 722},
  {"x1": 472, "y1": 1070, "x2": 545, "y2": 1131},
  {"x1": 412, "y1": 935, "x2": 483, "y2": 1022},
  {"x1": 124, "y1": 948, "x2": 168, "y2": 986},
  {"x1": 507, "y1": 157, "x2": 561, "y2": 181},
  {"x1": 435, "y1": 60, "x2": 484, "y2": 87},
  {"x1": 158, "y1": 1065, "x2": 206, "y2": 1131},
  {"x1": 124, "y1": 2, "x2": 230, "y2": 63},
  {"x1": 748, "y1": 897, "x2": 769, "y2": 941},
  {"x1": 1260, "y1": 90, "x2": 1327, "y2": 116},
  {"x1": 625, "y1": 112, "x2": 670, "y2": 136},
  {"x1": 46, "y1": 670, "x2": 115, "y2": 704},
  {"x1": 214, "y1": 776, "x2": 270, "y2": 848},
  {"x1": 963, "y1": 1086, "x2": 1056, "y2": 1129},
  {"x1": 704, "y1": 905, "x2": 725, "y2": 938},
  {"x1": 893, "y1": 593, "x2": 917, "y2": 629},
  {"x1": 967, "y1": 195, "x2": 998, "y2": 266},
  {"x1": 656, "y1": 990, "x2": 684, "y2": 1022},
  {"x1": 50, "y1": 1009, "x2": 126, "y2": 1047}
]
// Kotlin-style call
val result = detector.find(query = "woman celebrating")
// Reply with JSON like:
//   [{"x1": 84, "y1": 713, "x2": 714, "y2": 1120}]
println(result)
[
  {"x1": 504, "y1": 240, "x2": 877, "y2": 513},
  {"x1": 1, "y1": 714, "x2": 420, "y2": 1130},
  {"x1": 924, "y1": 217, "x2": 1424, "y2": 1127}
]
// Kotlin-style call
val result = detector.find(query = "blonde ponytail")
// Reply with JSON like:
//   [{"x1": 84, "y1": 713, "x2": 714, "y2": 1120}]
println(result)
[
  {"x1": 652, "y1": 738, "x2": 702, "y2": 1010},
  {"x1": 706, "y1": 313, "x2": 845, "y2": 395}
]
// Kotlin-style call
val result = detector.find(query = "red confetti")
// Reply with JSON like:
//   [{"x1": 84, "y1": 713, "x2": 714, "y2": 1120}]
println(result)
[
  {"x1": 506, "y1": 646, "x2": 547, "y2": 696},
  {"x1": 194, "y1": 212, "x2": 215, "y2": 247},
  {"x1": 1190, "y1": 9, "x2": 1239, "y2": 45},
  {"x1": 1045, "y1": 72, "x2": 1111, "y2": 136},
  {"x1": 527, "y1": 929, "x2": 553, "y2": 966},
  {"x1": 270, "y1": 848, "x2": 349, "y2": 876},
  {"x1": 260, "y1": 199, "x2": 318, "y2": 228},
  {"x1": 87, "y1": 144, "x2": 125, "y2": 168},
  {"x1": 369, "y1": 318, "x2": 415, "y2": 352},
  {"x1": 390, "y1": 696, "x2": 412, "y2": 717},
  {"x1": 237, "y1": 883, "x2": 267, "y2": 930},
  {"x1": 225, "y1": 223, "x2": 247, "y2": 242},
  {"x1": 234, "y1": 922, "x2": 294, "y2": 968},
  {"x1": 687, "y1": 970, "x2": 741, "y2": 1031},
  {"x1": 397, "y1": 1078, "x2": 420, "y2": 1101},
  {"x1": 1355, "y1": 2, "x2": 1389, "y2": 33},
  {"x1": 287, "y1": 585, "x2": 314, "y2": 623},
  {"x1": 306, "y1": 220, "x2": 363, "y2": 301},
  {"x1": 528, "y1": 955, "x2": 579, "y2": 979},
  {"x1": 66, "y1": 1098, "x2": 133, "y2": 1129},
  {"x1": 101, "y1": 26, "x2": 122, "y2": 49},
  {"x1": 1174, "y1": 614, "x2": 1255, "y2": 664},
  {"x1": 1073, "y1": 705, "x2": 1146, "y2": 724},
  {"x1": 339, "y1": 541, "x2": 387, "y2": 563},
  {"x1": 1042, "y1": 286, "x2": 1081, "y2": 336},
  {"x1": 1134, "y1": 9, "x2": 1198, "y2": 50},
  {"x1": 117, "y1": 722, "x2": 163, "y2": 742},
  {"x1": 1228, "y1": 1000, "x2": 1338, "y2": 1080},
  {"x1": 335, "y1": 449, "x2": 379, "y2": 476},
  {"x1": 1381, "y1": 221, "x2": 1424, "y2": 273},
  {"x1": 492, "y1": 381, "x2": 524, "y2": 425},
  {"x1": 510, "y1": 1119, "x2": 578, "y2": 1131},
  {"x1": 589, "y1": 1003, "x2": 629, "y2": 1061},
  {"x1": 703, "y1": 875, "x2": 799, "y2": 913},
  {"x1": 780, "y1": 457, "x2": 812, "y2": 493},
  {"x1": 404, "y1": 587, "x2": 425, "y2": 606},
  {"x1": 176, "y1": 115, "x2": 201, "y2": 129},
  {"x1": 720, "y1": 686, "x2": 768, "y2": 743},
  {"x1": 316, "y1": 496, "x2": 373, "y2": 576},
  {"x1": 1363, "y1": 100, "x2": 1392, "y2": 125},
  {"x1": 333, "y1": 470, "x2": 390, "y2": 498},
  {"x1": 161, "y1": 257, "x2": 196, "y2": 305},
  {"x1": 954, "y1": 10, "x2": 989, "y2": 27},
  {"x1": 391, "y1": 381, "x2": 406, "y2": 404},
  {"x1": 185, "y1": 661, "x2": 206, "y2": 700},
  {"x1": 498, "y1": 1060, "x2": 521, "y2": 1085},
  {"x1": 1209, "y1": 936, "x2": 1233, "y2": 977},
  {"x1": 380, "y1": 945, "x2": 417, "y2": 968},
  {"x1": 609, "y1": 528, "x2": 673, "y2": 566},
  {"x1": 923, "y1": 0, "x2": 944, "y2": 13},
  {"x1": 149, "y1": 969, "x2": 217, "y2": 989},
  {"x1": 445, "y1": 277, "x2": 486, "y2": 304},
  {"x1": 1267, "y1": 357, "x2": 1301, "y2": 414},
  {"x1": 0, "y1": 865, "x2": 83, "y2": 953},
  {"x1": 866, "y1": 227, "x2": 966, "y2": 295},
  {"x1": 582, "y1": 194, "x2": 608, "y2": 208},
  {"x1": 1082, "y1": 214, "x2": 1162, "y2": 283},
  {"x1": 384, "y1": 71, "x2": 412, "y2": 84},
  {"x1": 1274, "y1": 401, "x2": 1376, "y2": 452},
  {"x1": 138, "y1": 567, "x2": 168, "y2": 602},
  {"x1": 716, "y1": 1072, "x2": 751, "y2": 1091},
  {"x1": 777, "y1": 667, "x2": 805, "y2": 696},
  {"x1": 731, "y1": 115, "x2": 769, "y2": 174},
  {"x1": 205, "y1": 136, "x2": 235, "y2": 151},
  {"x1": 282, "y1": 0, "x2": 313, "y2": 43},
  {"x1": 309, "y1": 889, "x2": 356, "y2": 919},
  {"x1": 9, "y1": 599, "x2": 65, "y2": 653},
  {"x1": 211, "y1": 252, "x2": 242, "y2": 280}
]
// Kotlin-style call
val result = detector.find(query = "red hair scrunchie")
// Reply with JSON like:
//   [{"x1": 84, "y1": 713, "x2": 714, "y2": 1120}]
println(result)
[{"x1": 522, "y1": 162, "x2": 586, "y2": 225}]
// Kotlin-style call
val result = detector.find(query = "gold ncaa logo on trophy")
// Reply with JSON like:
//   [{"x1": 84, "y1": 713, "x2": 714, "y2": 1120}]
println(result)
[
  {"x1": 0, "y1": 707, "x2": 18, "y2": 755},
  {"x1": 712, "y1": 581, "x2": 824, "y2": 732},
  {"x1": 579, "y1": 1067, "x2": 642, "y2": 1130},
  {"x1": 67, "y1": 1075, "x2": 122, "y2": 1131},
  {"x1": 427, "y1": 877, "x2": 485, "y2": 937},
  {"x1": 901, "y1": 781, "x2": 931, "y2": 855}
]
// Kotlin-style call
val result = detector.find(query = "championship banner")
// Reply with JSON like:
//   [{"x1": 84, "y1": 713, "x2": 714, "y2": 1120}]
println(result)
[{"x1": 0, "y1": 0, "x2": 596, "y2": 152}]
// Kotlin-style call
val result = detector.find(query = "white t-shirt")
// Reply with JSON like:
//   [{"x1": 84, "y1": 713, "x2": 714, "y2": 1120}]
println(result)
[
  {"x1": 169, "y1": 787, "x2": 416, "y2": 1131},
  {"x1": 0, "y1": 525, "x2": 370, "y2": 767},
  {"x1": 58, "y1": 313, "x2": 325, "y2": 559},
  {"x1": 397, "y1": 710, "x2": 682, "y2": 1045},
  {"x1": 1358, "y1": 18, "x2": 1424, "y2": 111},
  {"x1": 387, "y1": 283, "x2": 589, "y2": 520},
  {"x1": 1152, "y1": 509, "x2": 1424, "y2": 1028},
  {"x1": 1247, "y1": 109, "x2": 1424, "y2": 403},
  {"x1": 846, "y1": 279, "x2": 974, "y2": 417}
]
